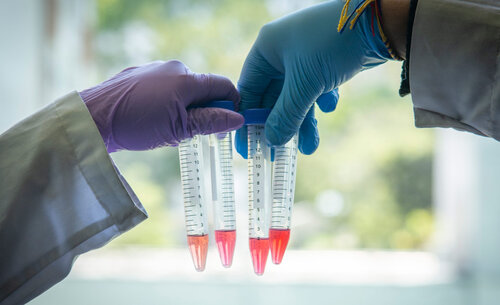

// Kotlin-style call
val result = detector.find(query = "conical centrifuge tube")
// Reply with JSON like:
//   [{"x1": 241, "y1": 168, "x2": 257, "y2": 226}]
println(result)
[
  {"x1": 270, "y1": 133, "x2": 298, "y2": 264},
  {"x1": 178, "y1": 101, "x2": 238, "y2": 271},
  {"x1": 207, "y1": 101, "x2": 238, "y2": 268},
  {"x1": 244, "y1": 109, "x2": 272, "y2": 276},
  {"x1": 179, "y1": 135, "x2": 209, "y2": 271}
]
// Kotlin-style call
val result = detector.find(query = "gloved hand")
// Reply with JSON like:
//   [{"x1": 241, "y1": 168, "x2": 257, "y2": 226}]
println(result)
[
  {"x1": 80, "y1": 60, "x2": 244, "y2": 153},
  {"x1": 236, "y1": 0, "x2": 394, "y2": 157}
]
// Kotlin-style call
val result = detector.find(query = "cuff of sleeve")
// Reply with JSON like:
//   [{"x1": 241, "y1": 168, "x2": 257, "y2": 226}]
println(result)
[
  {"x1": 59, "y1": 91, "x2": 148, "y2": 228},
  {"x1": 0, "y1": 91, "x2": 147, "y2": 304}
]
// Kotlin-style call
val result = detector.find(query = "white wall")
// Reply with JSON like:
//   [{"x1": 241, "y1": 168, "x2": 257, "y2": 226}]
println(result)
[{"x1": 0, "y1": 0, "x2": 94, "y2": 134}]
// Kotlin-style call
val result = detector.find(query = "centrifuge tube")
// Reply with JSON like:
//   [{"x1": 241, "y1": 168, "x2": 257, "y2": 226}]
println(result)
[
  {"x1": 205, "y1": 101, "x2": 237, "y2": 268},
  {"x1": 270, "y1": 133, "x2": 299, "y2": 264},
  {"x1": 179, "y1": 135, "x2": 209, "y2": 272},
  {"x1": 244, "y1": 109, "x2": 272, "y2": 276}
]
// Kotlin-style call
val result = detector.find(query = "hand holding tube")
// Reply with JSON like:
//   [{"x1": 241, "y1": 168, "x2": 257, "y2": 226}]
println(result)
[
  {"x1": 236, "y1": 0, "x2": 396, "y2": 157},
  {"x1": 80, "y1": 60, "x2": 244, "y2": 153}
]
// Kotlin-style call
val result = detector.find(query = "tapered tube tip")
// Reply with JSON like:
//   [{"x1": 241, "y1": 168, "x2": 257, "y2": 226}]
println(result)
[
  {"x1": 215, "y1": 230, "x2": 236, "y2": 268},
  {"x1": 249, "y1": 238, "x2": 269, "y2": 275},
  {"x1": 187, "y1": 235, "x2": 209, "y2": 272},
  {"x1": 269, "y1": 229, "x2": 291, "y2": 265}
]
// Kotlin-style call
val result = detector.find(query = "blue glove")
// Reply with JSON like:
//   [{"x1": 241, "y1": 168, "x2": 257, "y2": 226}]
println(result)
[{"x1": 236, "y1": 0, "x2": 395, "y2": 158}]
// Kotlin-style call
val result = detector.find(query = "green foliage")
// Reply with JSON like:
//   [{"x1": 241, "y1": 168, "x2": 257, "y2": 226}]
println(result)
[
  {"x1": 381, "y1": 154, "x2": 432, "y2": 214},
  {"x1": 95, "y1": 0, "x2": 271, "y2": 81},
  {"x1": 293, "y1": 64, "x2": 434, "y2": 250}
]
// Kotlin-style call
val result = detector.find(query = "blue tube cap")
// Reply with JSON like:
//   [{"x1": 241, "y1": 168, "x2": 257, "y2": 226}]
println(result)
[
  {"x1": 187, "y1": 100, "x2": 235, "y2": 111},
  {"x1": 242, "y1": 108, "x2": 271, "y2": 125},
  {"x1": 203, "y1": 100, "x2": 235, "y2": 111}
]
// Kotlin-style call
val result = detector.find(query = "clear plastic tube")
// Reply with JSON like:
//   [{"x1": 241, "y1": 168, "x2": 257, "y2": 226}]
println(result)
[
  {"x1": 178, "y1": 100, "x2": 237, "y2": 272},
  {"x1": 209, "y1": 132, "x2": 236, "y2": 268},
  {"x1": 270, "y1": 133, "x2": 299, "y2": 264},
  {"x1": 179, "y1": 135, "x2": 209, "y2": 271},
  {"x1": 247, "y1": 124, "x2": 272, "y2": 275}
]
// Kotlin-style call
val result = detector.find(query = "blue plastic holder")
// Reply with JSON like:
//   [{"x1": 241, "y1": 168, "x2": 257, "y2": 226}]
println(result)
[
  {"x1": 187, "y1": 100, "x2": 235, "y2": 111},
  {"x1": 242, "y1": 108, "x2": 271, "y2": 125},
  {"x1": 203, "y1": 100, "x2": 235, "y2": 111}
]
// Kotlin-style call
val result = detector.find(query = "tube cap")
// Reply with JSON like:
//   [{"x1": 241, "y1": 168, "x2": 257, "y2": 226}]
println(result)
[
  {"x1": 242, "y1": 108, "x2": 271, "y2": 125},
  {"x1": 203, "y1": 100, "x2": 235, "y2": 111},
  {"x1": 188, "y1": 100, "x2": 235, "y2": 111}
]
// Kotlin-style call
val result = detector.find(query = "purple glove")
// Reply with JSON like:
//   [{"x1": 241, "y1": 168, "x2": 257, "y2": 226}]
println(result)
[{"x1": 80, "y1": 60, "x2": 244, "y2": 153}]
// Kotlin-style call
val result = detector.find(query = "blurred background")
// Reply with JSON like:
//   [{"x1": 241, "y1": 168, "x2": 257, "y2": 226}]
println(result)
[{"x1": 1, "y1": 0, "x2": 500, "y2": 304}]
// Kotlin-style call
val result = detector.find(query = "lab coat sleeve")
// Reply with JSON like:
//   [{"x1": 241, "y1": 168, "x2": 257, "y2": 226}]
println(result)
[
  {"x1": 0, "y1": 91, "x2": 148, "y2": 305},
  {"x1": 408, "y1": 0, "x2": 500, "y2": 140}
]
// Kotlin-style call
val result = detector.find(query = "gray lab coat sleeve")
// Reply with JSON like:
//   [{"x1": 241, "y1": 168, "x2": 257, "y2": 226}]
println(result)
[
  {"x1": 409, "y1": 0, "x2": 500, "y2": 139},
  {"x1": 0, "y1": 91, "x2": 148, "y2": 304}
]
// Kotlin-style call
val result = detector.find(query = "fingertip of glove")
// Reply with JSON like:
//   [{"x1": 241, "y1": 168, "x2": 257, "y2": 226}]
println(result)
[
  {"x1": 226, "y1": 111, "x2": 245, "y2": 131},
  {"x1": 317, "y1": 91, "x2": 338, "y2": 113},
  {"x1": 298, "y1": 114, "x2": 319, "y2": 155},
  {"x1": 299, "y1": 136, "x2": 319, "y2": 155},
  {"x1": 265, "y1": 124, "x2": 291, "y2": 147},
  {"x1": 235, "y1": 128, "x2": 248, "y2": 159}
]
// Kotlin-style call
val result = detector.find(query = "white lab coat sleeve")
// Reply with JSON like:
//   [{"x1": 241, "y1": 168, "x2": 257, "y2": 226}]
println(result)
[
  {"x1": 409, "y1": 0, "x2": 500, "y2": 140},
  {"x1": 0, "y1": 91, "x2": 148, "y2": 305}
]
